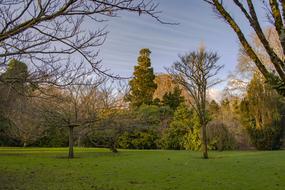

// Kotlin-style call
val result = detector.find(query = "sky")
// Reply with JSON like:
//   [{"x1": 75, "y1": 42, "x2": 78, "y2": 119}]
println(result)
[{"x1": 95, "y1": 0, "x2": 268, "y2": 98}]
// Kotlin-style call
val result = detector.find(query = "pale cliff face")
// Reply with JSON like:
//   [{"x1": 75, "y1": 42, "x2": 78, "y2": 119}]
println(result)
[{"x1": 154, "y1": 74, "x2": 220, "y2": 104}]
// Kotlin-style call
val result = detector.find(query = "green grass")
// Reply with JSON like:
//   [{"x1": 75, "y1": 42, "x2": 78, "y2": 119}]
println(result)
[{"x1": 0, "y1": 148, "x2": 285, "y2": 190}]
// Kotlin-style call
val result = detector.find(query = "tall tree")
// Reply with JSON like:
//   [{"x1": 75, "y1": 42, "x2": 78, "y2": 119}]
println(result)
[
  {"x1": 168, "y1": 46, "x2": 223, "y2": 159},
  {"x1": 204, "y1": 0, "x2": 285, "y2": 96},
  {"x1": 0, "y1": 59, "x2": 43, "y2": 147},
  {"x1": 240, "y1": 72, "x2": 285, "y2": 150},
  {"x1": 126, "y1": 48, "x2": 157, "y2": 108},
  {"x1": 1, "y1": 59, "x2": 29, "y2": 95}
]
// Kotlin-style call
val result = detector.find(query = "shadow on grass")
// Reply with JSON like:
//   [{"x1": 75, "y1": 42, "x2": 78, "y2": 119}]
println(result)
[{"x1": 54, "y1": 151, "x2": 123, "y2": 160}]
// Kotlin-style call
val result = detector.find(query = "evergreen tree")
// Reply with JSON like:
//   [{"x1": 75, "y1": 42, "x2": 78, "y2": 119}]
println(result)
[
  {"x1": 162, "y1": 86, "x2": 184, "y2": 111},
  {"x1": 0, "y1": 59, "x2": 29, "y2": 113},
  {"x1": 126, "y1": 48, "x2": 157, "y2": 108},
  {"x1": 1, "y1": 59, "x2": 29, "y2": 93},
  {"x1": 160, "y1": 104, "x2": 193, "y2": 150},
  {"x1": 171, "y1": 104, "x2": 193, "y2": 127}
]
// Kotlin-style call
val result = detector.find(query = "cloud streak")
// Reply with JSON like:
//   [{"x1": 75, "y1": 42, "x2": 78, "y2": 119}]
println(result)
[{"x1": 93, "y1": 0, "x2": 253, "y2": 81}]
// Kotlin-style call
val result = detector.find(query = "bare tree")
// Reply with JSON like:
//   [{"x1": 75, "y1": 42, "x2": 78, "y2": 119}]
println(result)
[
  {"x1": 0, "y1": 0, "x2": 165, "y2": 82},
  {"x1": 167, "y1": 46, "x2": 223, "y2": 159},
  {"x1": 203, "y1": 0, "x2": 285, "y2": 96},
  {"x1": 39, "y1": 73, "x2": 105, "y2": 158}
]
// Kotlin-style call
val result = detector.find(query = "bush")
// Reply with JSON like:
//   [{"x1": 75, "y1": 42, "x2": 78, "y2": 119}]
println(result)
[
  {"x1": 118, "y1": 129, "x2": 159, "y2": 149},
  {"x1": 246, "y1": 123, "x2": 283, "y2": 150},
  {"x1": 159, "y1": 103, "x2": 192, "y2": 150},
  {"x1": 0, "y1": 118, "x2": 20, "y2": 146},
  {"x1": 206, "y1": 121, "x2": 237, "y2": 151},
  {"x1": 32, "y1": 127, "x2": 68, "y2": 147},
  {"x1": 85, "y1": 129, "x2": 119, "y2": 148},
  {"x1": 183, "y1": 127, "x2": 201, "y2": 151},
  {"x1": 160, "y1": 121, "x2": 188, "y2": 149},
  {"x1": 183, "y1": 121, "x2": 237, "y2": 151}
]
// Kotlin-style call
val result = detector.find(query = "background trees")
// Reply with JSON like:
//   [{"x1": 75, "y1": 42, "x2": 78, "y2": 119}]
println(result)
[
  {"x1": 1, "y1": 1, "x2": 284, "y2": 160},
  {"x1": 240, "y1": 73, "x2": 285, "y2": 150},
  {"x1": 0, "y1": 0, "x2": 166, "y2": 152},
  {"x1": 39, "y1": 75, "x2": 105, "y2": 158},
  {"x1": 226, "y1": 26, "x2": 285, "y2": 150},
  {"x1": 162, "y1": 87, "x2": 185, "y2": 111},
  {"x1": 168, "y1": 47, "x2": 223, "y2": 158},
  {"x1": 0, "y1": 59, "x2": 42, "y2": 147},
  {"x1": 0, "y1": 48, "x2": 283, "y2": 154}
]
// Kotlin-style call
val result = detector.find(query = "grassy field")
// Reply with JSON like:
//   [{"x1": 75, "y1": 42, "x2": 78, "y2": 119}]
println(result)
[{"x1": 0, "y1": 148, "x2": 285, "y2": 190}]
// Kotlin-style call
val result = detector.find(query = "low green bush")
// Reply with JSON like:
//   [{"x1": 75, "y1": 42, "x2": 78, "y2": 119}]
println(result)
[
  {"x1": 246, "y1": 123, "x2": 283, "y2": 150},
  {"x1": 118, "y1": 129, "x2": 159, "y2": 149}
]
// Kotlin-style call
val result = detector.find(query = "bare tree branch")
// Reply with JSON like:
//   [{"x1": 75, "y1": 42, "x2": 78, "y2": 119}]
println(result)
[
  {"x1": 0, "y1": 0, "x2": 166, "y2": 82},
  {"x1": 204, "y1": 0, "x2": 285, "y2": 96}
]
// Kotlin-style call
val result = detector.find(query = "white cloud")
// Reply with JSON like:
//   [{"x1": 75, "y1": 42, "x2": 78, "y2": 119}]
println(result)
[{"x1": 207, "y1": 88, "x2": 223, "y2": 103}]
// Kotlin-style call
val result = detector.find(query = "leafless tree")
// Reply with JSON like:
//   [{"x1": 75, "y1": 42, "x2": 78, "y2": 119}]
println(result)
[
  {"x1": 203, "y1": 0, "x2": 285, "y2": 96},
  {"x1": 167, "y1": 46, "x2": 223, "y2": 159},
  {"x1": 39, "y1": 73, "x2": 105, "y2": 158},
  {"x1": 0, "y1": 0, "x2": 165, "y2": 83}
]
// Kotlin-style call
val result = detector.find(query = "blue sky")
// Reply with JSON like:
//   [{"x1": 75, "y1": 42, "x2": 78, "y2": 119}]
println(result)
[{"x1": 97, "y1": 1, "x2": 267, "y2": 88}]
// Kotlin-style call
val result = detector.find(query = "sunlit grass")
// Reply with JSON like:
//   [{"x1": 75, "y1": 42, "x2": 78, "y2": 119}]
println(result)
[{"x1": 1, "y1": 148, "x2": 285, "y2": 190}]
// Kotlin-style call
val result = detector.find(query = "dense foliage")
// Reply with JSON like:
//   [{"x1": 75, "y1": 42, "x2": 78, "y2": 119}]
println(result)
[
  {"x1": 240, "y1": 74, "x2": 285, "y2": 150},
  {"x1": 162, "y1": 86, "x2": 185, "y2": 111},
  {"x1": 0, "y1": 55, "x2": 284, "y2": 151},
  {"x1": 126, "y1": 48, "x2": 157, "y2": 108}
]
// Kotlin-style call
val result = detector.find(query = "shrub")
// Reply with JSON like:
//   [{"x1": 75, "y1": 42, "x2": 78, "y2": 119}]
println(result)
[
  {"x1": 246, "y1": 123, "x2": 283, "y2": 150},
  {"x1": 183, "y1": 121, "x2": 237, "y2": 151},
  {"x1": 206, "y1": 121, "x2": 237, "y2": 151},
  {"x1": 183, "y1": 126, "x2": 201, "y2": 151},
  {"x1": 118, "y1": 129, "x2": 159, "y2": 149},
  {"x1": 159, "y1": 104, "x2": 192, "y2": 150},
  {"x1": 33, "y1": 127, "x2": 68, "y2": 147},
  {"x1": 160, "y1": 121, "x2": 188, "y2": 149},
  {"x1": 0, "y1": 118, "x2": 18, "y2": 146},
  {"x1": 85, "y1": 129, "x2": 119, "y2": 149}
]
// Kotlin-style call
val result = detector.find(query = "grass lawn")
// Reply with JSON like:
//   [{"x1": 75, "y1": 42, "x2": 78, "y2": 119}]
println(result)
[{"x1": 0, "y1": 148, "x2": 284, "y2": 190}]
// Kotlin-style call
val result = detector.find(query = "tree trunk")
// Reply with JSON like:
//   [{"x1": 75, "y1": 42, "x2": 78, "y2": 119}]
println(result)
[
  {"x1": 110, "y1": 145, "x2": 118, "y2": 153},
  {"x1": 201, "y1": 85, "x2": 208, "y2": 159},
  {"x1": 68, "y1": 126, "x2": 74, "y2": 159},
  {"x1": 110, "y1": 137, "x2": 118, "y2": 153},
  {"x1": 201, "y1": 121, "x2": 208, "y2": 159},
  {"x1": 78, "y1": 136, "x2": 81, "y2": 147}
]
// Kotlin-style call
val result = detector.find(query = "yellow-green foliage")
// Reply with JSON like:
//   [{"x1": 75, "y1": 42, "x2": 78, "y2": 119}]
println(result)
[
  {"x1": 183, "y1": 126, "x2": 201, "y2": 151},
  {"x1": 160, "y1": 104, "x2": 192, "y2": 149},
  {"x1": 240, "y1": 73, "x2": 284, "y2": 150}
]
